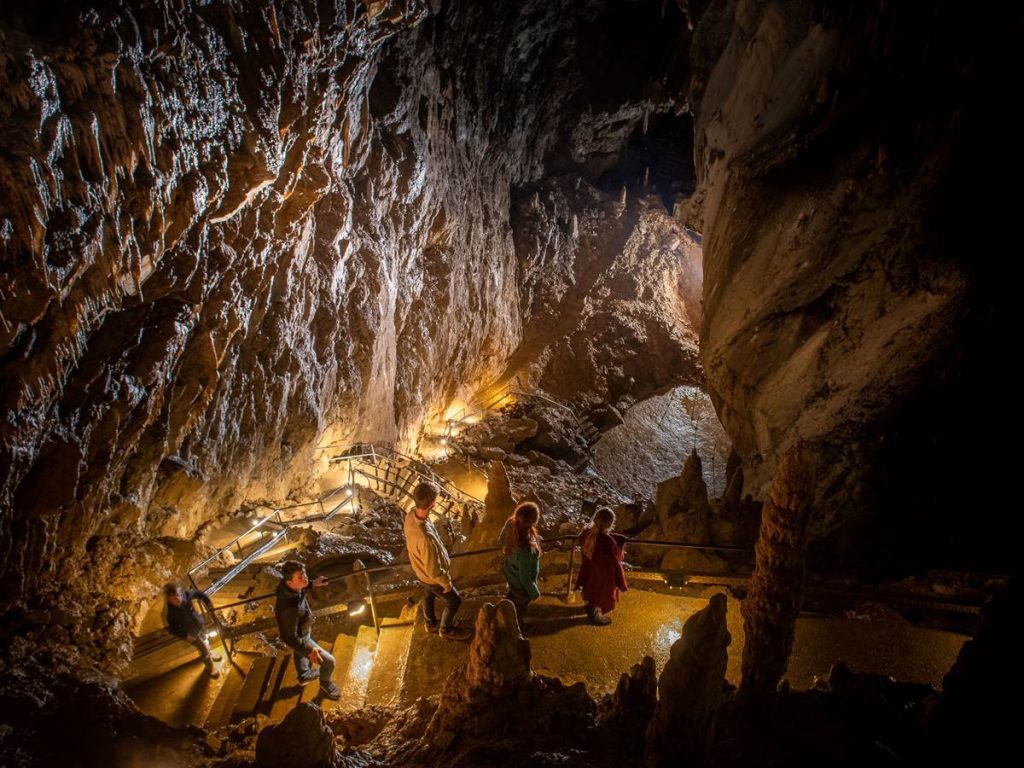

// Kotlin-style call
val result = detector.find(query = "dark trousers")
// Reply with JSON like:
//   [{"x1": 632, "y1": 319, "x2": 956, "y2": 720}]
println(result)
[
  {"x1": 422, "y1": 583, "x2": 461, "y2": 631},
  {"x1": 506, "y1": 586, "x2": 532, "y2": 618}
]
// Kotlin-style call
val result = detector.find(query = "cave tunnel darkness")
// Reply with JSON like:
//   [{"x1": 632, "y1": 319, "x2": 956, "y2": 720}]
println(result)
[{"x1": 0, "y1": 0, "x2": 1017, "y2": 766}]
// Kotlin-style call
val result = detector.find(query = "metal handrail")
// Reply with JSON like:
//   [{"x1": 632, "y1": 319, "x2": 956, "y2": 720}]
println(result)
[
  {"x1": 188, "y1": 510, "x2": 282, "y2": 576},
  {"x1": 151, "y1": 526, "x2": 1007, "y2": 665},
  {"x1": 181, "y1": 444, "x2": 482, "y2": 654},
  {"x1": 188, "y1": 445, "x2": 459, "y2": 588},
  {"x1": 200, "y1": 533, "x2": 751, "y2": 616},
  {"x1": 333, "y1": 443, "x2": 484, "y2": 507},
  {"x1": 507, "y1": 388, "x2": 577, "y2": 419},
  {"x1": 197, "y1": 528, "x2": 756, "y2": 649},
  {"x1": 625, "y1": 539, "x2": 754, "y2": 554},
  {"x1": 198, "y1": 532, "x2": 663, "y2": 638}
]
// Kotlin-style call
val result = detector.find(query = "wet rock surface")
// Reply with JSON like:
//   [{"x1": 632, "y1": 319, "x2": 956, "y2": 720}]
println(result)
[
  {"x1": 0, "y1": 0, "x2": 1011, "y2": 765},
  {"x1": 645, "y1": 593, "x2": 731, "y2": 768},
  {"x1": 0, "y1": 655, "x2": 211, "y2": 767},
  {"x1": 690, "y1": 0, "x2": 1011, "y2": 566},
  {"x1": 389, "y1": 599, "x2": 601, "y2": 766},
  {"x1": 593, "y1": 386, "x2": 731, "y2": 500},
  {"x1": 255, "y1": 702, "x2": 341, "y2": 768},
  {"x1": 510, "y1": 186, "x2": 704, "y2": 409}
]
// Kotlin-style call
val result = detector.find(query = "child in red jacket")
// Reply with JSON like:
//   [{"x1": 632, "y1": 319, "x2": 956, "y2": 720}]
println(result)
[{"x1": 575, "y1": 507, "x2": 628, "y2": 625}]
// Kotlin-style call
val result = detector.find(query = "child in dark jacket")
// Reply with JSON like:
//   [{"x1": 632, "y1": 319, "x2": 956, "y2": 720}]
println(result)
[{"x1": 575, "y1": 507, "x2": 628, "y2": 625}]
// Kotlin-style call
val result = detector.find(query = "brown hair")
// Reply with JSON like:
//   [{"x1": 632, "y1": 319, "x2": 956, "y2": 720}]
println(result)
[
  {"x1": 504, "y1": 502, "x2": 541, "y2": 554},
  {"x1": 593, "y1": 506, "x2": 615, "y2": 532},
  {"x1": 163, "y1": 582, "x2": 180, "y2": 598},
  {"x1": 412, "y1": 481, "x2": 438, "y2": 509}
]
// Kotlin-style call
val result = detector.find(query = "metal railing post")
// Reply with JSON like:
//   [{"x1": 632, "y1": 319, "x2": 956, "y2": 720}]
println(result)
[
  {"x1": 565, "y1": 540, "x2": 576, "y2": 600},
  {"x1": 211, "y1": 607, "x2": 235, "y2": 659},
  {"x1": 188, "y1": 573, "x2": 235, "y2": 659},
  {"x1": 361, "y1": 564, "x2": 381, "y2": 636}
]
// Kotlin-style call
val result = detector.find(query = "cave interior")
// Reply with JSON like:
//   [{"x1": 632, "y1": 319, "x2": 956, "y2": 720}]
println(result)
[{"x1": 0, "y1": 0, "x2": 1015, "y2": 766}]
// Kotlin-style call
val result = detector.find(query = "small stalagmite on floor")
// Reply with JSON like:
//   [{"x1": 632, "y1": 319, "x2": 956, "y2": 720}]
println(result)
[{"x1": 644, "y1": 592, "x2": 731, "y2": 768}]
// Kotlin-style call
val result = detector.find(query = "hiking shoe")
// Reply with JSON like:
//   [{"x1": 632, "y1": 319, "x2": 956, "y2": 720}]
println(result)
[
  {"x1": 320, "y1": 681, "x2": 341, "y2": 701},
  {"x1": 210, "y1": 653, "x2": 223, "y2": 663},
  {"x1": 589, "y1": 609, "x2": 612, "y2": 626},
  {"x1": 439, "y1": 626, "x2": 472, "y2": 642},
  {"x1": 206, "y1": 666, "x2": 221, "y2": 679},
  {"x1": 424, "y1": 622, "x2": 441, "y2": 634},
  {"x1": 298, "y1": 673, "x2": 320, "y2": 685}
]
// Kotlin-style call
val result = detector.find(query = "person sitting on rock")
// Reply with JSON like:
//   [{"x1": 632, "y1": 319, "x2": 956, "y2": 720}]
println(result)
[
  {"x1": 498, "y1": 501, "x2": 543, "y2": 626},
  {"x1": 404, "y1": 481, "x2": 471, "y2": 641},
  {"x1": 575, "y1": 507, "x2": 628, "y2": 625},
  {"x1": 275, "y1": 560, "x2": 341, "y2": 700},
  {"x1": 163, "y1": 583, "x2": 222, "y2": 678}
]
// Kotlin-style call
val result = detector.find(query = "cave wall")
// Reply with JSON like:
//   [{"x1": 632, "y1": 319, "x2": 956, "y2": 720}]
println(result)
[
  {"x1": 689, "y1": 0, "x2": 1011, "y2": 564},
  {"x1": 510, "y1": 177, "x2": 703, "y2": 411},
  {"x1": 0, "y1": 0, "x2": 697, "y2": 666}
]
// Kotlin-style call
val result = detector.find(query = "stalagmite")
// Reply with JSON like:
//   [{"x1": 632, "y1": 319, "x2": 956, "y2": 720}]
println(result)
[
  {"x1": 738, "y1": 446, "x2": 814, "y2": 709},
  {"x1": 644, "y1": 592, "x2": 730, "y2": 768}
]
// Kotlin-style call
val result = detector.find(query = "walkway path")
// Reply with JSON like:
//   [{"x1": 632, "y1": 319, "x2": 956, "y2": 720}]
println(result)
[{"x1": 126, "y1": 585, "x2": 967, "y2": 728}]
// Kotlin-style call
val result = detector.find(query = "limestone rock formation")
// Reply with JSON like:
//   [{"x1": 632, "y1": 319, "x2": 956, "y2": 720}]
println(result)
[
  {"x1": 632, "y1": 449, "x2": 725, "y2": 572},
  {"x1": 463, "y1": 600, "x2": 532, "y2": 697},
  {"x1": 453, "y1": 460, "x2": 515, "y2": 580},
  {"x1": 0, "y1": 657, "x2": 211, "y2": 767},
  {"x1": 255, "y1": 702, "x2": 340, "y2": 768},
  {"x1": 655, "y1": 449, "x2": 711, "y2": 534},
  {"x1": 418, "y1": 599, "x2": 596, "y2": 758},
  {"x1": 591, "y1": 385, "x2": 733, "y2": 504},
  {"x1": 738, "y1": 447, "x2": 814, "y2": 708},
  {"x1": 0, "y1": 0, "x2": 699, "y2": 670},
  {"x1": 456, "y1": 415, "x2": 539, "y2": 456},
  {"x1": 690, "y1": 0, "x2": 1010, "y2": 565},
  {"x1": 644, "y1": 592, "x2": 731, "y2": 768},
  {"x1": 399, "y1": 602, "x2": 598, "y2": 768},
  {"x1": 512, "y1": 188, "x2": 703, "y2": 409},
  {"x1": 600, "y1": 655, "x2": 658, "y2": 724},
  {"x1": 598, "y1": 655, "x2": 658, "y2": 750},
  {"x1": 722, "y1": 449, "x2": 744, "y2": 509},
  {"x1": 518, "y1": 402, "x2": 588, "y2": 464},
  {"x1": 927, "y1": 580, "x2": 1015, "y2": 763}
]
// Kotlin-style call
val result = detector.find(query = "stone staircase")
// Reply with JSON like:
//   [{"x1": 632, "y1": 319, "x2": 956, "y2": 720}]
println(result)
[
  {"x1": 187, "y1": 594, "x2": 585, "y2": 730},
  {"x1": 199, "y1": 604, "x2": 421, "y2": 730}
]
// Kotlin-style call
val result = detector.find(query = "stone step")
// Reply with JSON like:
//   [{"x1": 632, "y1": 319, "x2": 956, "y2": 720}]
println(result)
[
  {"x1": 269, "y1": 652, "x2": 310, "y2": 721},
  {"x1": 320, "y1": 631, "x2": 358, "y2": 714},
  {"x1": 335, "y1": 624, "x2": 379, "y2": 712},
  {"x1": 128, "y1": 631, "x2": 210, "y2": 684},
  {"x1": 398, "y1": 600, "x2": 479, "y2": 705},
  {"x1": 364, "y1": 605, "x2": 417, "y2": 708},
  {"x1": 204, "y1": 654, "x2": 257, "y2": 731},
  {"x1": 229, "y1": 654, "x2": 277, "y2": 723}
]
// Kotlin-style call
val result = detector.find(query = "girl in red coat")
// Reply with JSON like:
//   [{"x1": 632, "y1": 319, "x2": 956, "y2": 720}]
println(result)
[{"x1": 575, "y1": 507, "x2": 628, "y2": 625}]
